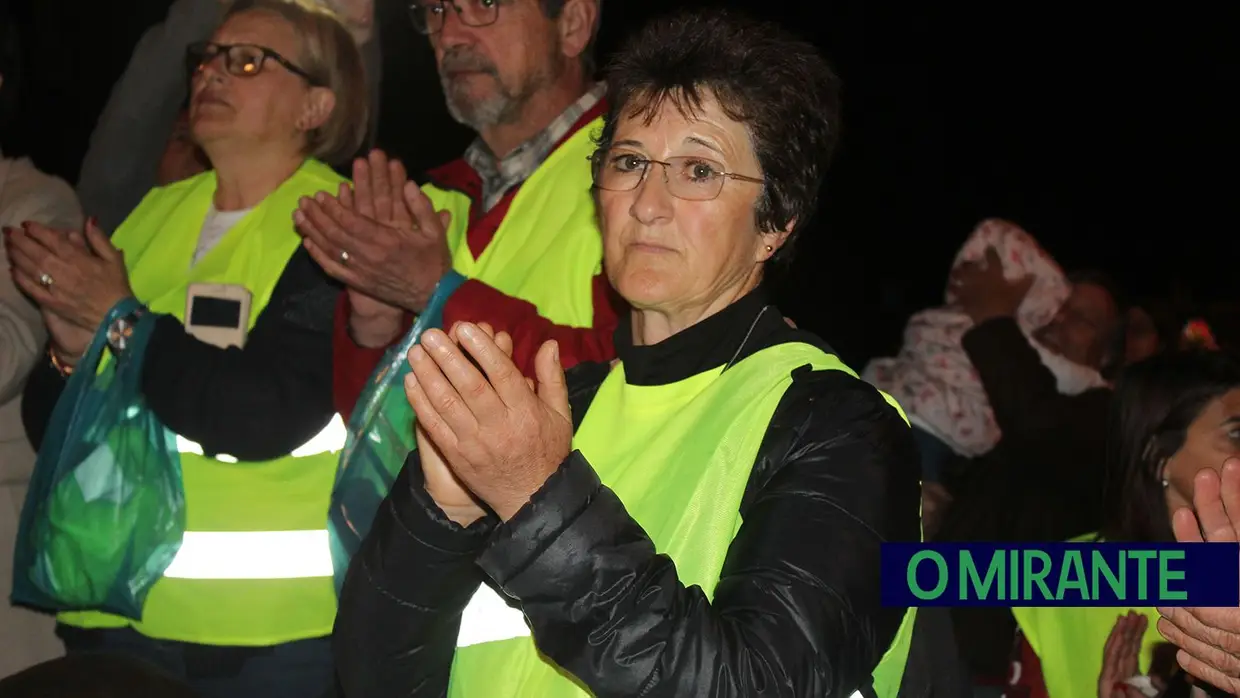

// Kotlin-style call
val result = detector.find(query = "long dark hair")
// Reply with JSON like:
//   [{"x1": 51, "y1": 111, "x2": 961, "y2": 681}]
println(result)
[{"x1": 1100, "y1": 350, "x2": 1240, "y2": 542}]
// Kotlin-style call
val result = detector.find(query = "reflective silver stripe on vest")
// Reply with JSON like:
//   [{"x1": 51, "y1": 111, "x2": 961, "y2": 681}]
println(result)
[
  {"x1": 162, "y1": 415, "x2": 346, "y2": 579},
  {"x1": 174, "y1": 413, "x2": 348, "y2": 461},
  {"x1": 457, "y1": 584, "x2": 531, "y2": 648},
  {"x1": 162, "y1": 530, "x2": 333, "y2": 579}
]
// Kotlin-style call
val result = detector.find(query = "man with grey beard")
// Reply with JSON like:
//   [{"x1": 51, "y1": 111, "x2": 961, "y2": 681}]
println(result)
[{"x1": 295, "y1": 0, "x2": 618, "y2": 422}]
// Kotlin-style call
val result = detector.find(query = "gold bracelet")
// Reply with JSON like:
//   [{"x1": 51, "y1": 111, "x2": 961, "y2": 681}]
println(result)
[{"x1": 48, "y1": 347, "x2": 76, "y2": 377}]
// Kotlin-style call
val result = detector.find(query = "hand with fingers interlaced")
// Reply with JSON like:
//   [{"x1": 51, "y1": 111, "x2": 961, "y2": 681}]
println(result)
[
  {"x1": 293, "y1": 149, "x2": 453, "y2": 347},
  {"x1": 1157, "y1": 458, "x2": 1240, "y2": 694}
]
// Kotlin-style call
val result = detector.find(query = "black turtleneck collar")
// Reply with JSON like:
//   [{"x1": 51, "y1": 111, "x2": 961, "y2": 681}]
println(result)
[{"x1": 613, "y1": 286, "x2": 809, "y2": 386}]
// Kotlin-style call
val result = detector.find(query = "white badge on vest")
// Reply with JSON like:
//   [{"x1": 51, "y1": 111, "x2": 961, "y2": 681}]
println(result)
[{"x1": 185, "y1": 283, "x2": 252, "y2": 349}]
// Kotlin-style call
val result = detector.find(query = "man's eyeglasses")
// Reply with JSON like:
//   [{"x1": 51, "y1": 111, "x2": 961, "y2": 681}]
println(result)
[
  {"x1": 408, "y1": 0, "x2": 500, "y2": 35},
  {"x1": 590, "y1": 149, "x2": 765, "y2": 202},
  {"x1": 186, "y1": 41, "x2": 321, "y2": 86}
]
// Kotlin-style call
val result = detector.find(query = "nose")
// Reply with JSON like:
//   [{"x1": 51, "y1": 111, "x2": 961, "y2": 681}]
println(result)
[
  {"x1": 628, "y1": 165, "x2": 675, "y2": 226},
  {"x1": 196, "y1": 54, "x2": 228, "y2": 84}
]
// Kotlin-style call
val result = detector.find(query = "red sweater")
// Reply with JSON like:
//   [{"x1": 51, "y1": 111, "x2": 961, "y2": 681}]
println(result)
[{"x1": 332, "y1": 102, "x2": 623, "y2": 418}]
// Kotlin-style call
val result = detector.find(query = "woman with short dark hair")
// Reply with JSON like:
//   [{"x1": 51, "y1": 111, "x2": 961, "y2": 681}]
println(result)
[{"x1": 334, "y1": 9, "x2": 921, "y2": 698}]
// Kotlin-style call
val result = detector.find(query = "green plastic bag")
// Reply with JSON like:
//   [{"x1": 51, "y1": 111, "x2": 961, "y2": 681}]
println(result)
[
  {"x1": 327, "y1": 274, "x2": 462, "y2": 593},
  {"x1": 10, "y1": 298, "x2": 185, "y2": 620}
]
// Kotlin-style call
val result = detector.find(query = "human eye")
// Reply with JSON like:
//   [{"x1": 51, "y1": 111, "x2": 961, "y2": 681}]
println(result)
[
  {"x1": 680, "y1": 158, "x2": 722, "y2": 183},
  {"x1": 608, "y1": 152, "x2": 647, "y2": 172}
]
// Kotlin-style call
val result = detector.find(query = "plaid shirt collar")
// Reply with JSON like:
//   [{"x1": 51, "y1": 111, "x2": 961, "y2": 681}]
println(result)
[{"x1": 464, "y1": 81, "x2": 606, "y2": 212}]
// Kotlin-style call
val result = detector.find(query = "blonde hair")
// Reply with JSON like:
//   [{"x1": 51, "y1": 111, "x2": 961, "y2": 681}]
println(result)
[{"x1": 226, "y1": 0, "x2": 369, "y2": 164}]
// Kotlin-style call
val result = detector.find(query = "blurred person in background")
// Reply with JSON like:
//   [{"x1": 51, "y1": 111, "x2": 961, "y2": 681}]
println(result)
[
  {"x1": 156, "y1": 107, "x2": 211, "y2": 186},
  {"x1": 0, "y1": 14, "x2": 84, "y2": 679},
  {"x1": 76, "y1": 0, "x2": 383, "y2": 235},
  {"x1": 1007, "y1": 350, "x2": 1240, "y2": 698},
  {"x1": 10, "y1": 3, "x2": 366, "y2": 695},
  {"x1": 931, "y1": 263, "x2": 1127, "y2": 688}
]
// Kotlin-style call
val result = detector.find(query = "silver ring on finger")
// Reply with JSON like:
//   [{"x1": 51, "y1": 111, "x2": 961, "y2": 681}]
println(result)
[{"x1": 38, "y1": 272, "x2": 54, "y2": 288}]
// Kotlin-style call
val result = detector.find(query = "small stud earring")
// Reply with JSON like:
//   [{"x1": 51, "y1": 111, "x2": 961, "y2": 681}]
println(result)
[{"x1": 765, "y1": 245, "x2": 773, "y2": 253}]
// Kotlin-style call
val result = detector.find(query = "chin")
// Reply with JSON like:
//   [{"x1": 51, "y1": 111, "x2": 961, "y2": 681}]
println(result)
[
  {"x1": 189, "y1": 116, "x2": 229, "y2": 142},
  {"x1": 610, "y1": 267, "x2": 678, "y2": 311}
]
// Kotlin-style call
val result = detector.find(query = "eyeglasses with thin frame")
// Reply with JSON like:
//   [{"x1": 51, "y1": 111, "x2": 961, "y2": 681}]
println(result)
[
  {"x1": 590, "y1": 149, "x2": 765, "y2": 202},
  {"x1": 186, "y1": 41, "x2": 322, "y2": 86},
  {"x1": 408, "y1": 0, "x2": 500, "y2": 35}
]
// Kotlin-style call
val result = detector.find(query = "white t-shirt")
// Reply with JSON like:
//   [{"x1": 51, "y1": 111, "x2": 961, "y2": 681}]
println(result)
[{"x1": 192, "y1": 204, "x2": 252, "y2": 267}]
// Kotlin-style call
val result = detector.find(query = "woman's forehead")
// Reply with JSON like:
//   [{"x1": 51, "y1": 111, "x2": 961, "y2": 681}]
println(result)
[{"x1": 614, "y1": 97, "x2": 748, "y2": 157}]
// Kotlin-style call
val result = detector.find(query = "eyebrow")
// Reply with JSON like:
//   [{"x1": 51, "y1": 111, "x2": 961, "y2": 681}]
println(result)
[
  {"x1": 685, "y1": 136, "x2": 725, "y2": 157},
  {"x1": 611, "y1": 139, "x2": 642, "y2": 149},
  {"x1": 1222, "y1": 416, "x2": 1240, "y2": 429}
]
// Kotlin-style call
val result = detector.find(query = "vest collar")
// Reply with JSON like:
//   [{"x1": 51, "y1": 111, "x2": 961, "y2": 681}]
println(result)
[{"x1": 614, "y1": 287, "x2": 787, "y2": 387}]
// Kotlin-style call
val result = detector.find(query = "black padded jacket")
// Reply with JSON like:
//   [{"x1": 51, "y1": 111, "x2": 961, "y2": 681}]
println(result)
[{"x1": 332, "y1": 289, "x2": 924, "y2": 698}]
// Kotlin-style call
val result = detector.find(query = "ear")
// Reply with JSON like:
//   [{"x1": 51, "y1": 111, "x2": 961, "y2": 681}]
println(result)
[
  {"x1": 756, "y1": 219, "x2": 794, "y2": 263},
  {"x1": 556, "y1": 0, "x2": 597, "y2": 63},
  {"x1": 297, "y1": 86, "x2": 336, "y2": 134}
]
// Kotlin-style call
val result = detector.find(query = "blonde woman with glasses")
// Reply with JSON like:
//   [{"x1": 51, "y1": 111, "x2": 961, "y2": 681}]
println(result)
[{"x1": 9, "y1": 2, "x2": 366, "y2": 695}]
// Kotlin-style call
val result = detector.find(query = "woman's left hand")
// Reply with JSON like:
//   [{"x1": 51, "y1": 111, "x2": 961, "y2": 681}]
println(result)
[
  {"x1": 1156, "y1": 458, "x2": 1240, "y2": 693},
  {"x1": 7, "y1": 219, "x2": 133, "y2": 330},
  {"x1": 405, "y1": 322, "x2": 573, "y2": 521},
  {"x1": 1098, "y1": 611, "x2": 1149, "y2": 698}
]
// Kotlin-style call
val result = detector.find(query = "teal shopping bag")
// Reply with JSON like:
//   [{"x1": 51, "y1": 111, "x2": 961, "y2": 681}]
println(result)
[
  {"x1": 11, "y1": 298, "x2": 184, "y2": 620},
  {"x1": 327, "y1": 275, "x2": 462, "y2": 592}
]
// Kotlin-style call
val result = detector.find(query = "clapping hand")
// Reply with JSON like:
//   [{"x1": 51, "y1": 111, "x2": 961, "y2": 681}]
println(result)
[
  {"x1": 6, "y1": 219, "x2": 133, "y2": 333},
  {"x1": 294, "y1": 150, "x2": 452, "y2": 318},
  {"x1": 404, "y1": 322, "x2": 572, "y2": 522},
  {"x1": 1098, "y1": 612, "x2": 1152, "y2": 698},
  {"x1": 1156, "y1": 458, "x2": 1240, "y2": 693}
]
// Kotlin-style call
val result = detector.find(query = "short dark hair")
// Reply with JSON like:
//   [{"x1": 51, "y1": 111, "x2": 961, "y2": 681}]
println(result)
[
  {"x1": 538, "y1": 0, "x2": 601, "y2": 77},
  {"x1": 1100, "y1": 349, "x2": 1240, "y2": 543},
  {"x1": 1068, "y1": 268, "x2": 1128, "y2": 376},
  {"x1": 595, "y1": 9, "x2": 842, "y2": 262}
]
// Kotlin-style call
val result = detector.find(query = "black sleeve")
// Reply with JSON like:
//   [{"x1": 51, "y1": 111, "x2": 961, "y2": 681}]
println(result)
[
  {"x1": 473, "y1": 369, "x2": 923, "y2": 697},
  {"x1": 333, "y1": 451, "x2": 499, "y2": 698},
  {"x1": 22, "y1": 248, "x2": 339, "y2": 462},
  {"x1": 20, "y1": 352, "x2": 67, "y2": 451},
  {"x1": 961, "y1": 316, "x2": 1109, "y2": 439}
]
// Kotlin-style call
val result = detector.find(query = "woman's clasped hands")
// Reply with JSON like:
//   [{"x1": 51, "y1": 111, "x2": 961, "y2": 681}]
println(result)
[
  {"x1": 404, "y1": 322, "x2": 573, "y2": 526},
  {"x1": 5, "y1": 219, "x2": 134, "y2": 364}
]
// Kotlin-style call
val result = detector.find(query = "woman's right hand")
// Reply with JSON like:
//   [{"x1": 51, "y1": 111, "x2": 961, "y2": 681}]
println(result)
[
  {"x1": 1099, "y1": 611, "x2": 1150, "y2": 698},
  {"x1": 409, "y1": 322, "x2": 515, "y2": 527}
]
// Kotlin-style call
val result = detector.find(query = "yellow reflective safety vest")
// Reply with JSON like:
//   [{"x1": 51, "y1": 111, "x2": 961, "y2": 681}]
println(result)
[
  {"x1": 1012, "y1": 534, "x2": 1163, "y2": 698},
  {"x1": 425, "y1": 116, "x2": 603, "y2": 328},
  {"x1": 448, "y1": 342, "x2": 917, "y2": 697},
  {"x1": 58, "y1": 160, "x2": 348, "y2": 646}
]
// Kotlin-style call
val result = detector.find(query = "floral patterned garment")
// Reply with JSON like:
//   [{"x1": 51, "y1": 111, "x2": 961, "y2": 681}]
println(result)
[{"x1": 862, "y1": 218, "x2": 1108, "y2": 458}]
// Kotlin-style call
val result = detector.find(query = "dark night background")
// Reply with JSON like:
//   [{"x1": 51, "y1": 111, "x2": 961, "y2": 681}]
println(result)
[{"x1": 2, "y1": 0, "x2": 1234, "y2": 366}]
